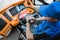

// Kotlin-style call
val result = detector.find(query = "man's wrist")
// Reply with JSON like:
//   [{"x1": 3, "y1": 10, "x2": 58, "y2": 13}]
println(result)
[
  {"x1": 35, "y1": 17, "x2": 46, "y2": 21},
  {"x1": 26, "y1": 21, "x2": 29, "y2": 23},
  {"x1": 26, "y1": 21, "x2": 30, "y2": 25}
]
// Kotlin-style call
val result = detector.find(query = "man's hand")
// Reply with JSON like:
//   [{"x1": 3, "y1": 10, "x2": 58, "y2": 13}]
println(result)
[
  {"x1": 35, "y1": 16, "x2": 45, "y2": 21},
  {"x1": 26, "y1": 15, "x2": 34, "y2": 40},
  {"x1": 26, "y1": 15, "x2": 35, "y2": 22}
]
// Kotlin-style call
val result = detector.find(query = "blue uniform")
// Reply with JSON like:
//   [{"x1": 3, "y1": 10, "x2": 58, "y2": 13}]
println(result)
[
  {"x1": 33, "y1": 1, "x2": 60, "y2": 39},
  {"x1": 33, "y1": 20, "x2": 60, "y2": 38}
]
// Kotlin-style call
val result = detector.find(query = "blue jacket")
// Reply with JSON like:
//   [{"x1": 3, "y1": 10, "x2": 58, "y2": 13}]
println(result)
[
  {"x1": 33, "y1": 20, "x2": 60, "y2": 38},
  {"x1": 33, "y1": 1, "x2": 60, "y2": 38}
]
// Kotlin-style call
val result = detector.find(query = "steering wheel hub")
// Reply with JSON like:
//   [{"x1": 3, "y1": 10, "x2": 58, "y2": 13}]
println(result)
[{"x1": 19, "y1": 7, "x2": 41, "y2": 26}]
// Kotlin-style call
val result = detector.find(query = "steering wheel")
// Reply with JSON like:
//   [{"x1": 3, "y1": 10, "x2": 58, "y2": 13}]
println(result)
[
  {"x1": 18, "y1": 7, "x2": 42, "y2": 38},
  {"x1": 18, "y1": 7, "x2": 41, "y2": 26}
]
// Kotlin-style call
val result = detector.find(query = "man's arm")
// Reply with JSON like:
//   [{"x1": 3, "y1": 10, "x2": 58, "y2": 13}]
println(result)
[
  {"x1": 26, "y1": 21, "x2": 34, "y2": 40},
  {"x1": 35, "y1": 17, "x2": 45, "y2": 21},
  {"x1": 35, "y1": 17, "x2": 57, "y2": 22}
]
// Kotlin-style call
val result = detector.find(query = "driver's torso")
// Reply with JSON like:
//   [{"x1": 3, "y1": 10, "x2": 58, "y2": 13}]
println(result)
[{"x1": 33, "y1": 20, "x2": 60, "y2": 38}]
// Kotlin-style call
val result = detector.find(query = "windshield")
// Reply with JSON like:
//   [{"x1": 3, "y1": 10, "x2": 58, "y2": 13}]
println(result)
[{"x1": 0, "y1": 0, "x2": 24, "y2": 12}]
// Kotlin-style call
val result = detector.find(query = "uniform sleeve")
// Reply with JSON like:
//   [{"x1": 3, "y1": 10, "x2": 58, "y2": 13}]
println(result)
[
  {"x1": 33, "y1": 21, "x2": 50, "y2": 34},
  {"x1": 45, "y1": 21, "x2": 60, "y2": 38}
]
